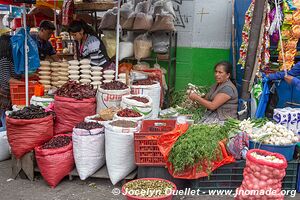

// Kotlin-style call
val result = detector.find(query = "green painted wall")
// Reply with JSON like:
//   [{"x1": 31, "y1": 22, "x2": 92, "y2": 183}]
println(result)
[{"x1": 175, "y1": 47, "x2": 231, "y2": 90}]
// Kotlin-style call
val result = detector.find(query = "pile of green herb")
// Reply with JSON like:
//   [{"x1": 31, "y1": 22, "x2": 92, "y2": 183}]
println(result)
[{"x1": 168, "y1": 124, "x2": 230, "y2": 174}]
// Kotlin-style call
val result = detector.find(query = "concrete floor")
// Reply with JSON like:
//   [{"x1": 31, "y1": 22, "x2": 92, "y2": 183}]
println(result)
[{"x1": 0, "y1": 159, "x2": 298, "y2": 200}]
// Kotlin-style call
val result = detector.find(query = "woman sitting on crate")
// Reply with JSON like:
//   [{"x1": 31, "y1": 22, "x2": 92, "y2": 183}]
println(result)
[
  {"x1": 68, "y1": 20, "x2": 112, "y2": 69},
  {"x1": 0, "y1": 34, "x2": 20, "y2": 131},
  {"x1": 188, "y1": 61, "x2": 238, "y2": 124}
]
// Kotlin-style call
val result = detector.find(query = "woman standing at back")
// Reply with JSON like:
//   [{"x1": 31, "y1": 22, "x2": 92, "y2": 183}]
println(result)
[{"x1": 68, "y1": 20, "x2": 111, "y2": 68}]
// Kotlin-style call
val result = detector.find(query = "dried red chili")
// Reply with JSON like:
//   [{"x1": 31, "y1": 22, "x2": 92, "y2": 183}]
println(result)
[
  {"x1": 56, "y1": 81, "x2": 96, "y2": 100},
  {"x1": 117, "y1": 108, "x2": 142, "y2": 117},
  {"x1": 42, "y1": 136, "x2": 72, "y2": 149},
  {"x1": 9, "y1": 105, "x2": 53, "y2": 119},
  {"x1": 132, "y1": 78, "x2": 155, "y2": 85},
  {"x1": 75, "y1": 122, "x2": 104, "y2": 130},
  {"x1": 128, "y1": 96, "x2": 149, "y2": 103},
  {"x1": 100, "y1": 81, "x2": 128, "y2": 90}
]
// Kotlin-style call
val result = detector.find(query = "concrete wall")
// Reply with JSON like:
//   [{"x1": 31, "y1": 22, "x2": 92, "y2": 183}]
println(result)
[{"x1": 172, "y1": 0, "x2": 233, "y2": 90}]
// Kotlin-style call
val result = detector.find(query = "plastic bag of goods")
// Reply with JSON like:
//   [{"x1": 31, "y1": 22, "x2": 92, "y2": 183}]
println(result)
[
  {"x1": 132, "y1": 13, "x2": 153, "y2": 30},
  {"x1": 6, "y1": 105, "x2": 54, "y2": 159},
  {"x1": 97, "y1": 81, "x2": 130, "y2": 112},
  {"x1": 73, "y1": 122, "x2": 105, "y2": 180},
  {"x1": 0, "y1": 131, "x2": 10, "y2": 161},
  {"x1": 102, "y1": 31, "x2": 116, "y2": 59},
  {"x1": 113, "y1": 108, "x2": 145, "y2": 122},
  {"x1": 121, "y1": 94, "x2": 153, "y2": 119},
  {"x1": 54, "y1": 81, "x2": 97, "y2": 134},
  {"x1": 100, "y1": 8, "x2": 117, "y2": 30},
  {"x1": 151, "y1": 14, "x2": 175, "y2": 32},
  {"x1": 235, "y1": 149, "x2": 287, "y2": 200},
  {"x1": 105, "y1": 120, "x2": 139, "y2": 185},
  {"x1": 134, "y1": 34, "x2": 152, "y2": 60},
  {"x1": 131, "y1": 80, "x2": 161, "y2": 119},
  {"x1": 120, "y1": 3, "x2": 134, "y2": 27},
  {"x1": 119, "y1": 42, "x2": 134, "y2": 60},
  {"x1": 35, "y1": 134, "x2": 74, "y2": 188},
  {"x1": 152, "y1": 32, "x2": 169, "y2": 54}
]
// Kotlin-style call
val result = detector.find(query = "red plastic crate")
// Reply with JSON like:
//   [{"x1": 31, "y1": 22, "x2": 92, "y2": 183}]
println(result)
[
  {"x1": 9, "y1": 79, "x2": 36, "y2": 106},
  {"x1": 134, "y1": 120, "x2": 176, "y2": 166}
]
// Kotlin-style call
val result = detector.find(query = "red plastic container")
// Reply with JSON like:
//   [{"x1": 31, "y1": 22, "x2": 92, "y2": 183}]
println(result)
[
  {"x1": 9, "y1": 79, "x2": 36, "y2": 105},
  {"x1": 134, "y1": 120, "x2": 176, "y2": 166},
  {"x1": 122, "y1": 178, "x2": 177, "y2": 200}
]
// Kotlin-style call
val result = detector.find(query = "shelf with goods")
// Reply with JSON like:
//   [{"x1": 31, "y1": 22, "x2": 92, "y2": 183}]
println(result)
[{"x1": 119, "y1": 31, "x2": 178, "y2": 107}]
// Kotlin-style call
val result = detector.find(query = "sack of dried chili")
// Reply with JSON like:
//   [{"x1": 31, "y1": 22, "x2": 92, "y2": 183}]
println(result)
[
  {"x1": 54, "y1": 95, "x2": 96, "y2": 134},
  {"x1": 35, "y1": 134, "x2": 74, "y2": 188},
  {"x1": 6, "y1": 114, "x2": 54, "y2": 159}
]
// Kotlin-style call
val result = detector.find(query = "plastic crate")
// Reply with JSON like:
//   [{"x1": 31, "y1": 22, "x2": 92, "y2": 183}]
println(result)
[
  {"x1": 9, "y1": 79, "x2": 36, "y2": 106},
  {"x1": 191, "y1": 160, "x2": 299, "y2": 193},
  {"x1": 134, "y1": 120, "x2": 176, "y2": 166}
]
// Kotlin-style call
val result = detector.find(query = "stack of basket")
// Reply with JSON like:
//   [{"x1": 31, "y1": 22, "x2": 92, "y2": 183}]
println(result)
[
  {"x1": 79, "y1": 59, "x2": 92, "y2": 85},
  {"x1": 90, "y1": 66, "x2": 103, "y2": 89},
  {"x1": 58, "y1": 61, "x2": 69, "y2": 87},
  {"x1": 38, "y1": 61, "x2": 52, "y2": 92},
  {"x1": 103, "y1": 70, "x2": 115, "y2": 84},
  {"x1": 68, "y1": 60, "x2": 80, "y2": 81},
  {"x1": 50, "y1": 62, "x2": 61, "y2": 88}
]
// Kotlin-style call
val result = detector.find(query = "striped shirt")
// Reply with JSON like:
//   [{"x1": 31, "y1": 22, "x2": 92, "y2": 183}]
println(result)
[{"x1": 81, "y1": 35, "x2": 109, "y2": 67}]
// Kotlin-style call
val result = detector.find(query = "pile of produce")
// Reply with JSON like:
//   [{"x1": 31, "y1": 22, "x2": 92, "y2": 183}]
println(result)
[
  {"x1": 99, "y1": 107, "x2": 122, "y2": 120},
  {"x1": 42, "y1": 136, "x2": 72, "y2": 149},
  {"x1": 123, "y1": 179, "x2": 174, "y2": 198},
  {"x1": 225, "y1": 118, "x2": 268, "y2": 136},
  {"x1": 168, "y1": 124, "x2": 229, "y2": 174},
  {"x1": 110, "y1": 120, "x2": 137, "y2": 128},
  {"x1": 56, "y1": 81, "x2": 96, "y2": 99},
  {"x1": 128, "y1": 96, "x2": 149, "y2": 103},
  {"x1": 169, "y1": 84, "x2": 210, "y2": 121},
  {"x1": 91, "y1": 116, "x2": 105, "y2": 121},
  {"x1": 100, "y1": 81, "x2": 128, "y2": 90},
  {"x1": 250, "y1": 121, "x2": 299, "y2": 145},
  {"x1": 251, "y1": 152, "x2": 284, "y2": 164},
  {"x1": 75, "y1": 122, "x2": 104, "y2": 130},
  {"x1": 133, "y1": 78, "x2": 155, "y2": 85},
  {"x1": 9, "y1": 105, "x2": 52, "y2": 119},
  {"x1": 117, "y1": 108, "x2": 142, "y2": 118}
]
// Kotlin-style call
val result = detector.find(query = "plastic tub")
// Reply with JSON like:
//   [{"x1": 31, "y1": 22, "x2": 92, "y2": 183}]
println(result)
[
  {"x1": 249, "y1": 140, "x2": 296, "y2": 161},
  {"x1": 122, "y1": 178, "x2": 176, "y2": 200}
]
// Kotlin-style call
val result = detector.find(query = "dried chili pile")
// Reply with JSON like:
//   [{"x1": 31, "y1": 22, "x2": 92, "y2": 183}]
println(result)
[
  {"x1": 128, "y1": 96, "x2": 149, "y2": 103},
  {"x1": 100, "y1": 81, "x2": 128, "y2": 90},
  {"x1": 117, "y1": 108, "x2": 142, "y2": 117},
  {"x1": 110, "y1": 120, "x2": 137, "y2": 128},
  {"x1": 75, "y1": 122, "x2": 104, "y2": 130},
  {"x1": 133, "y1": 78, "x2": 155, "y2": 85},
  {"x1": 42, "y1": 136, "x2": 72, "y2": 149},
  {"x1": 9, "y1": 105, "x2": 52, "y2": 119},
  {"x1": 56, "y1": 81, "x2": 96, "y2": 100}
]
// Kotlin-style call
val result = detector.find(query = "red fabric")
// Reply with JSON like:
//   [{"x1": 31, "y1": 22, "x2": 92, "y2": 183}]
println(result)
[
  {"x1": 157, "y1": 124, "x2": 235, "y2": 179},
  {"x1": 235, "y1": 149, "x2": 288, "y2": 200},
  {"x1": 62, "y1": 0, "x2": 74, "y2": 26},
  {"x1": 6, "y1": 115, "x2": 54, "y2": 159},
  {"x1": 54, "y1": 95, "x2": 96, "y2": 134},
  {"x1": 0, "y1": 0, "x2": 21, "y2": 6},
  {"x1": 35, "y1": 134, "x2": 74, "y2": 188}
]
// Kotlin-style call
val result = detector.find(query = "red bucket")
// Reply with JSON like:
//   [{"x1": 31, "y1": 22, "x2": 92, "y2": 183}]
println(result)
[{"x1": 122, "y1": 178, "x2": 177, "y2": 200}]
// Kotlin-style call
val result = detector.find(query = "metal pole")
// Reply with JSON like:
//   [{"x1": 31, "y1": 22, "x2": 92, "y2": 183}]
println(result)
[
  {"x1": 54, "y1": 0, "x2": 57, "y2": 36},
  {"x1": 115, "y1": 0, "x2": 121, "y2": 80},
  {"x1": 23, "y1": 3, "x2": 29, "y2": 106}
]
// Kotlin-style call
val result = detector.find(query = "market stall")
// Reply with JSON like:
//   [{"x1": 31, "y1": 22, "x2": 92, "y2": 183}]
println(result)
[{"x1": 0, "y1": 0, "x2": 299, "y2": 199}]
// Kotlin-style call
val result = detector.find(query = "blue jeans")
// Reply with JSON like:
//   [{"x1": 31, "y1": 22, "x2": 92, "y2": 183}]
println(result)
[{"x1": 0, "y1": 109, "x2": 6, "y2": 132}]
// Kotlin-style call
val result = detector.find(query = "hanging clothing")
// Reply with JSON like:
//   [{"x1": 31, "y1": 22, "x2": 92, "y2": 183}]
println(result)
[{"x1": 79, "y1": 34, "x2": 110, "y2": 68}]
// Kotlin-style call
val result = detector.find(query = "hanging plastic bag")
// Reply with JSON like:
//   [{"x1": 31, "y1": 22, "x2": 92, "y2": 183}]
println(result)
[
  {"x1": 10, "y1": 27, "x2": 40, "y2": 75},
  {"x1": 135, "y1": 0, "x2": 151, "y2": 13},
  {"x1": 102, "y1": 31, "x2": 116, "y2": 58},
  {"x1": 133, "y1": 13, "x2": 153, "y2": 30},
  {"x1": 134, "y1": 34, "x2": 152, "y2": 60},
  {"x1": 151, "y1": 14, "x2": 175, "y2": 32},
  {"x1": 152, "y1": 32, "x2": 169, "y2": 54},
  {"x1": 120, "y1": 3, "x2": 134, "y2": 27},
  {"x1": 119, "y1": 42, "x2": 134, "y2": 60},
  {"x1": 100, "y1": 8, "x2": 117, "y2": 30}
]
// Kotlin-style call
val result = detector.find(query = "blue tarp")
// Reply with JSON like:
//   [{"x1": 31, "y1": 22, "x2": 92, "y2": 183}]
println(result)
[{"x1": 230, "y1": 0, "x2": 252, "y2": 94}]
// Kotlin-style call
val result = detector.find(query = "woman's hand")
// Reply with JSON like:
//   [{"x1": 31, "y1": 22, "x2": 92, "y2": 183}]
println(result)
[{"x1": 189, "y1": 92, "x2": 200, "y2": 101}]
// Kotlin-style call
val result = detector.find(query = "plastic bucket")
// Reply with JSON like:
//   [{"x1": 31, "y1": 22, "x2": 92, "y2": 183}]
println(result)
[
  {"x1": 122, "y1": 178, "x2": 176, "y2": 200},
  {"x1": 249, "y1": 140, "x2": 296, "y2": 161}
]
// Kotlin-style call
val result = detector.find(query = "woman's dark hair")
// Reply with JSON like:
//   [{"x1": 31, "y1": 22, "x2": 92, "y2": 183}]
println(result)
[
  {"x1": 214, "y1": 61, "x2": 236, "y2": 85},
  {"x1": 0, "y1": 35, "x2": 12, "y2": 59},
  {"x1": 68, "y1": 20, "x2": 98, "y2": 38}
]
